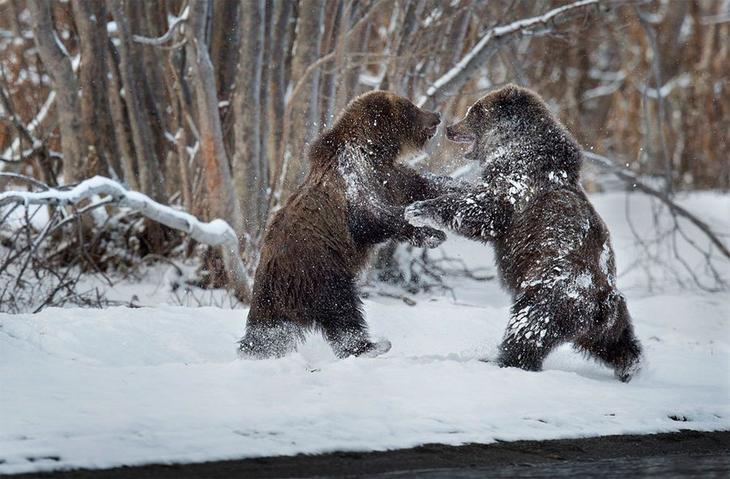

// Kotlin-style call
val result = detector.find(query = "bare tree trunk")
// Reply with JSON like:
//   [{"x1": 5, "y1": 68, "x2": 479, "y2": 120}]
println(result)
[
  {"x1": 266, "y1": 0, "x2": 295, "y2": 178},
  {"x1": 327, "y1": 0, "x2": 349, "y2": 123},
  {"x1": 437, "y1": 8, "x2": 472, "y2": 116},
  {"x1": 166, "y1": 49, "x2": 193, "y2": 213},
  {"x1": 233, "y1": 0, "x2": 267, "y2": 257},
  {"x1": 278, "y1": 0, "x2": 325, "y2": 202},
  {"x1": 27, "y1": 0, "x2": 86, "y2": 184},
  {"x1": 108, "y1": 0, "x2": 164, "y2": 200},
  {"x1": 105, "y1": 41, "x2": 139, "y2": 191},
  {"x1": 185, "y1": 0, "x2": 249, "y2": 301},
  {"x1": 319, "y1": 0, "x2": 344, "y2": 128},
  {"x1": 210, "y1": 0, "x2": 241, "y2": 101},
  {"x1": 381, "y1": 0, "x2": 420, "y2": 95},
  {"x1": 185, "y1": 0, "x2": 242, "y2": 230},
  {"x1": 335, "y1": 4, "x2": 372, "y2": 114},
  {"x1": 6, "y1": 0, "x2": 22, "y2": 39},
  {"x1": 139, "y1": 2, "x2": 171, "y2": 176},
  {"x1": 258, "y1": 0, "x2": 273, "y2": 218},
  {"x1": 71, "y1": 0, "x2": 121, "y2": 179}
]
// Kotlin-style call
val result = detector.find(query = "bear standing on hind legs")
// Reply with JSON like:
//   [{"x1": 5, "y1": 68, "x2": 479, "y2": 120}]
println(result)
[
  {"x1": 240, "y1": 91, "x2": 458, "y2": 360},
  {"x1": 405, "y1": 85, "x2": 643, "y2": 381}
]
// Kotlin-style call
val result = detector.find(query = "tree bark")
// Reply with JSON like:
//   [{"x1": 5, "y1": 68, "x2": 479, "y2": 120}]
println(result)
[
  {"x1": 105, "y1": 40, "x2": 139, "y2": 191},
  {"x1": 265, "y1": 0, "x2": 295, "y2": 179},
  {"x1": 27, "y1": 0, "x2": 86, "y2": 184},
  {"x1": 335, "y1": 2, "x2": 374, "y2": 114},
  {"x1": 233, "y1": 0, "x2": 267, "y2": 255},
  {"x1": 278, "y1": 0, "x2": 325, "y2": 202},
  {"x1": 210, "y1": 0, "x2": 241, "y2": 101},
  {"x1": 382, "y1": 0, "x2": 420, "y2": 95},
  {"x1": 71, "y1": 0, "x2": 121, "y2": 180},
  {"x1": 138, "y1": 1, "x2": 170, "y2": 176},
  {"x1": 185, "y1": 0, "x2": 243, "y2": 232},
  {"x1": 108, "y1": 0, "x2": 164, "y2": 200},
  {"x1": 257, "y1": 0, "x2": 273, "y2": 218},
  {"x1": 319, "y1": 0, "x2": 344, "y2": 128}
]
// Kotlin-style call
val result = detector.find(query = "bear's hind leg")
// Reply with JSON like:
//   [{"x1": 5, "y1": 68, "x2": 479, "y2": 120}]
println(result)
[
  {"x1": 318, "y1": 282, "x2": 391, "y2": 359},
  {"x1": 576, "y1": 326, "x2": 642, "y2": 382},
  {"x1": 322, "y1": 310, "x2": 391, "y2": 358},
  {"x1": 238, "y1": 320, "x2": 303, "y2": 359},
  {"x1": 575, "y1": 293, "x2": 642, "y2": 382},
  {"x1": 498, "y1": 289, "x2": 581, "y2": 371}
]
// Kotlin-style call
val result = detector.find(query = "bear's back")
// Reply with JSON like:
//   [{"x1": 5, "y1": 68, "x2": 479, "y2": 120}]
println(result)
[{"x1": 248, "y1": 169, "x2": 363, "y2": 322}]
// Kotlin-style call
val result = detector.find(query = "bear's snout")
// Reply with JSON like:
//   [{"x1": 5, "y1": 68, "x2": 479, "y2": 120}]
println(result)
[
  {"x1": 423, "y1": 111, "x2": 441, "y2": 137},
  {"x1": 445, "y1": 121, "x2": 475, "y2": 145}
]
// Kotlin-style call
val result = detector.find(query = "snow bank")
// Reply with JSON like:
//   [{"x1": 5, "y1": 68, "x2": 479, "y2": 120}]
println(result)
[{"x1": 0, "y1": 192, "x2": 728, "y2": 473}]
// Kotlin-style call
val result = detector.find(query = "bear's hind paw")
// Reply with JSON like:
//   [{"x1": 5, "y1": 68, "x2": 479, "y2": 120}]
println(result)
[
  {"x1": 358, "y1": 338, "x2": 392, "y2": 358},
  {"x1": 614, "y1": 356, "x2": 643, "y2": 383}
]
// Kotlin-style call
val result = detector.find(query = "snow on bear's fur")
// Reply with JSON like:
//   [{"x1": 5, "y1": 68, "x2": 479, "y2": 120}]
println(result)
[{"x1": 405, "y1": 84, "x2": 642, "y2": 381}]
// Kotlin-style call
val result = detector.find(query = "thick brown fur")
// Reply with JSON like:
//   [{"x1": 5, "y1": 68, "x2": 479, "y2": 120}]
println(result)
[
  {"x1": 405, "y1": 85, "x2": 642, "y2": 381},
  {"x1": 240, "y1": 91, "x2": 458, "y2": 359}
]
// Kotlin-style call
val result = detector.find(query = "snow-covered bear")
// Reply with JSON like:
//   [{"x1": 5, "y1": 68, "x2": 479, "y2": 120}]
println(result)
[
  {"x1": 239, "y1": 91, "x2": 455, "y2": 359},
  {"x1": 405, "y1": 85, "x2": 642, "y2": 381}
]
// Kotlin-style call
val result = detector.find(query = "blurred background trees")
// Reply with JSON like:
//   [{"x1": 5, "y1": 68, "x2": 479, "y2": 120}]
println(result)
[{"x1": 0, "y1": 0, "x2": 728, "y2": 308}]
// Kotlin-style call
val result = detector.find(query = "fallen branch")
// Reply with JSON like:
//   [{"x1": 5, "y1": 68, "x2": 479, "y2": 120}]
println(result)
[
  {"x1": 584, "y1": 151, "x2": 730, "y2": 260},
  {"x1": 0, "y1": 176, "x2": 252, "y2": 300}
]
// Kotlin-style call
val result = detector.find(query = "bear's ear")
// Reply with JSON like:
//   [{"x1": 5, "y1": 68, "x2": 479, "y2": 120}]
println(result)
[{"x1": 500, "y1": 83, "x2": 521, "y2": 96}]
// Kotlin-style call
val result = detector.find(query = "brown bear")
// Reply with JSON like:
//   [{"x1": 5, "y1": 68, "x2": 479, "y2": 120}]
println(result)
[
  {"x1": 239, "y1": 90, "x2": 458, "y2": 359},
  {"x1": 405, "y1": 85, "x2": 643, "y2": 381}
]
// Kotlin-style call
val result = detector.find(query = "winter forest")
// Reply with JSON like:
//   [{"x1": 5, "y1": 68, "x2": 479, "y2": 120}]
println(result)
[{"x1": 1, "y1": 0, "x2": 729, "y2": 475}]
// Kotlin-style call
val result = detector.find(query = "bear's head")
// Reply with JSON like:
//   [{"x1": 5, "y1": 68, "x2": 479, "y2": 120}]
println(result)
[
  {"x1": 445, "y1": 84, "x2": 575, "y2": 167},
  {"x1": 334, "y1": 90, "x2": 441, "y2": 162}
]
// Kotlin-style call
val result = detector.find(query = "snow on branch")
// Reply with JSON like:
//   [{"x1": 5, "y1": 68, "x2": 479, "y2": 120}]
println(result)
[
  {"x1": 0, "y1": 176, "x2": 252, "y2": 300},
  {"x1": 417, "y1": 0, "x2": 601, "y2": 108}
]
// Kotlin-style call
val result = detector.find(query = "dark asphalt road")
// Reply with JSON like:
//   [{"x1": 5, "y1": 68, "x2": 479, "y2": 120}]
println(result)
[{"x1": 5, "y1": 430, "x2": 730, "y2": 479}]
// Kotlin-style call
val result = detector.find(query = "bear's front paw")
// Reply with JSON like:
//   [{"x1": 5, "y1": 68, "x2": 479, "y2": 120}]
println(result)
[
  {"x1": 404, "y1": 201, "x2": 438, "y2": 228},
  {"x1": 412, "y1": 226, "x2": 447, "y2": 249}
]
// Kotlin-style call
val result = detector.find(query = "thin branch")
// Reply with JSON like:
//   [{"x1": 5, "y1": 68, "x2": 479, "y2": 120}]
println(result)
[
  {"x1": 584, "y1": 151, "x2": 730, "y2": 259},
  {"x1": 132, "y1": 4, "x2": 189, "y2": 46},
  {"x1": 417, "y1": 0, "x2": 603, "y2": 108},
  {"x1": 282, "y1": 0, "x2": 391, "y2": 110},
  {"x1": 0, "y1": 56, "x2": 80, "y2": 165}
]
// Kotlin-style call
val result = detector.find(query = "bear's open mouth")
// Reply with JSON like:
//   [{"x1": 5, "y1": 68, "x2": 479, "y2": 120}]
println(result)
[
  {"x1": 446, "y1": 130, "x2": 475, "y2": 154},
  {"x1": 424, "y1": 125, "x2": 439, "y2": 138},
  {"x1": 446, "y1": 131, "x2": 475, "y2": 144}
]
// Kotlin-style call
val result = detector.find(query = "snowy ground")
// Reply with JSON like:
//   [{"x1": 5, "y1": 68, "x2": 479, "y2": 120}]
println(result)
[{"x1": 1, "y1": 192, "x2": 729, "y2": 474}]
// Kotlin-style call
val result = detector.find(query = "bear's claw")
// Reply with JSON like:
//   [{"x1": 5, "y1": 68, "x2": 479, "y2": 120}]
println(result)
[{"x1": 404, "y1": 203, "x2": 436, "y2": 228}]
